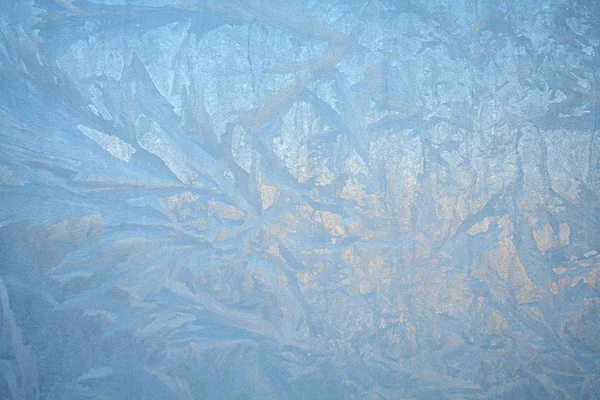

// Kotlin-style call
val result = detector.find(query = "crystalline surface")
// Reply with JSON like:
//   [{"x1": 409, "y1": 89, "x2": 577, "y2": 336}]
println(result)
[{"x1": 1, "y1": 0, "x2": 599, "y2": 398}]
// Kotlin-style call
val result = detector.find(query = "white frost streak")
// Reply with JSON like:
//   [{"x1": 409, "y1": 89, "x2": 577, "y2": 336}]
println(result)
[{"x1": 77, "y1": 125, "x2": 136, "y2": 163}]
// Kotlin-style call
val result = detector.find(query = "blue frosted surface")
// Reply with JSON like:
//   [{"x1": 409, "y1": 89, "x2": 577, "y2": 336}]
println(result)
[{"x1": 1, "y1": 1, "x2": 599, "y2": 398}]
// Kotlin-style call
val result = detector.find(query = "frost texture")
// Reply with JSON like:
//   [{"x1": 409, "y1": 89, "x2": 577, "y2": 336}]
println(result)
[{"x1": 1, "y1": 0, "x2": 599, "y2": 399}]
